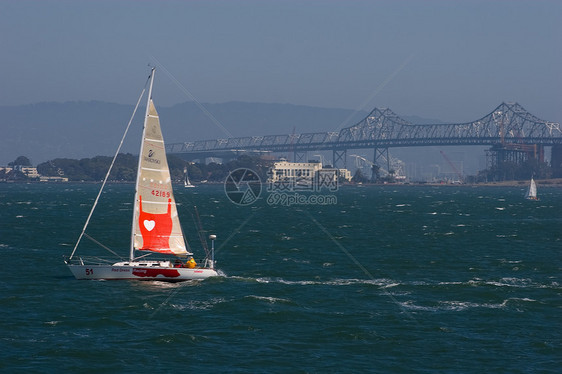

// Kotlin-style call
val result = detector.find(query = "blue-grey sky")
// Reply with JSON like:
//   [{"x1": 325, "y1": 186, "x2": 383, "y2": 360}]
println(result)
[{"x1": 2, "y1": 0, "x2": 561, "y2": 123}]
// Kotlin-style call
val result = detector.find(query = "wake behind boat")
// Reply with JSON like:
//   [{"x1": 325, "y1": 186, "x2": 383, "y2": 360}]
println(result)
[{"x1": 65, "y1": 68, "x2": 218, "y2": 281}]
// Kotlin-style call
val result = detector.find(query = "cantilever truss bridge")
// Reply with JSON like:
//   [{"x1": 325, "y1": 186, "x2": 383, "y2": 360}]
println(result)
[{"x1": 167, "y1": 102, "x2": 562, "y2": 169}]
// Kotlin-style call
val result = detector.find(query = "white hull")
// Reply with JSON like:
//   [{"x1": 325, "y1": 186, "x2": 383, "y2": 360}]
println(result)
[{"x1": 67, "y1": 262, "x2": 218, "y2": 282}]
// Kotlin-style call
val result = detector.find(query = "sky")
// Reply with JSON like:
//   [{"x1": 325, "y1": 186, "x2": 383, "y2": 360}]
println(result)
[{"x1": 1, "y1": 0, "x2": 561, "y2": 124}]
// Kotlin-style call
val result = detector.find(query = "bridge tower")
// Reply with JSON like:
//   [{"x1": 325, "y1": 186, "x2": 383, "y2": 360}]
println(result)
[
  {"x1": 294, "y1": 151, "x2": 307, "y2": 163},
  {"x1": 373, "y1": 147, "x2": 390, "y2": 175},
  {"x1": 486, "y1": 143, "x2": 545, "y2": 180},
  {"x1": 332, "y1": 149, "x2": 347, "y2": 169},
  {"x1": 486, "y1": 143, "x2": 544, "y2": 167},
  {"x1": 552, "y1": 145, "x2": 562, "y2": 177}
]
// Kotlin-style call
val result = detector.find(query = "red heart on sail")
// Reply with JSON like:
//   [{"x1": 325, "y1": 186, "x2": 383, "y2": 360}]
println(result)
[{"x1": 143, "y1": 220, "x2": 156, "y2": 231}]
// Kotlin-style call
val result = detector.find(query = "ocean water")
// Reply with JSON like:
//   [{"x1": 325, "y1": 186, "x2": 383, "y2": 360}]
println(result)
[{"x1": 1, "y1": 183, "x2": 560, "y2": 373}]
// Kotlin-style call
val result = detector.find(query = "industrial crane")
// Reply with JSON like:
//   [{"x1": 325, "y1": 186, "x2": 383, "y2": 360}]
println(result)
[
  {"x1": 350, "y1": 154, "x2": 379, "y2": 181},
  {"x1": 439, "y1": 151, "x2": 463, "y2": 183}
]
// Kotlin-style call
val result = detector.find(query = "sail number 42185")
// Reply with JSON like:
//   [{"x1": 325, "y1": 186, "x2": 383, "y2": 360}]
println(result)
[{"x1": 151, "y1": 190, "x2": 171, "y2": 198}]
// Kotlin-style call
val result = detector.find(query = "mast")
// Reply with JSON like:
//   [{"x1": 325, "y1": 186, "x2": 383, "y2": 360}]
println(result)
[{"x1": 130, "y1": 68, "x2": 156, "y2": 261}]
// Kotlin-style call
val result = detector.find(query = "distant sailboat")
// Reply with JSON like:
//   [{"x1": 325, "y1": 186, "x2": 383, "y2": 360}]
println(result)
[
  {"x1": 65, "y1": 68, "x2": 218, "y2": 281},
  {"x1": 184, "y1": 167, "x2": 195, "y2": 188},
  {"x1": 525, "y1": 177, "x2": 539, "y2": 200}
]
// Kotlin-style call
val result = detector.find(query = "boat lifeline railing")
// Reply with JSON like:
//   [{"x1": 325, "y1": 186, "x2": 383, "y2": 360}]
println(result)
[
  {"x1": 64, "y1": 255, "x2": 213, "y2": 268},
  {"x1": 64, "y1": 256, "x2": 117, "y2": 266}
]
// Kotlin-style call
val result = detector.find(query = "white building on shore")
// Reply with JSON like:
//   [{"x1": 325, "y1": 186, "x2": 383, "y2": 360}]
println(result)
[
  {"x1": 1, "y1": 166, "x2": 40, "y2": 179},
  {"x1": 268, "y1": 160, "x2": 351, "y2": 192},
  {"x1": 1, "y1": 165, "x2": 68, "y2": 182}
]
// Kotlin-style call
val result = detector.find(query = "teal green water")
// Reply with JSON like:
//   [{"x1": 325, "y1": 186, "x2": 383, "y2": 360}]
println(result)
[{"x1": 1, "y1": 183, "x2": 560, "y2": 372}]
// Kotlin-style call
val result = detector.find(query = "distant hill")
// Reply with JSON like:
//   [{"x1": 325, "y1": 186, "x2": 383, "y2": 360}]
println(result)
[{"x1": 1, "y1": 101, "x2": 375, "y2": 165}]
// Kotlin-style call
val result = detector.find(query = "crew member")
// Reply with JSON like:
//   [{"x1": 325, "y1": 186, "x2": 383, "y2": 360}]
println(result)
[{"x1": 186, "y1": 257, "x2": 197, "y2": 268}]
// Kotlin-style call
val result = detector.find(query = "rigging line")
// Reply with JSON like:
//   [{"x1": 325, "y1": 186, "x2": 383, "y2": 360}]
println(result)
[
  {"x1": 150, "y1": 55, "x2": 234, "y2": 138},
  {"x1": 332, "y1": 53, "x2": 415, "y2": 133},
  {"x1": 83, "y1": 233, "x2": 124, "y2": 260},
  {"x1": 68, "y1": 74, "x2": 150, "y2": 260},
  {"x1": 303, "y1": 210, "x2": 420, "y2": 325},
  {"x1": 85, "y1": 256, "x2": 114, "y2": 264},
  {"x1": 149, "y1": 209, "x2": 262, "y2": 319},
  {"x1": 132, "y1": 252, "x2": 159, "y2": 261},
  {"x1": 150, "y1": 207, "x2": 258, "y2": 319},
  {"x1": 190, "y1": 206, "x2": 209, "y2": 256},
  {"x1": 149, "y1": 282, "x2": 191, "y2": 319},
  {"x1": 174, "y1": 205, "x2": 193, "y2": 255},
  {"x1": 214, "y1": 207, "x2": 262, "y2": 255}
]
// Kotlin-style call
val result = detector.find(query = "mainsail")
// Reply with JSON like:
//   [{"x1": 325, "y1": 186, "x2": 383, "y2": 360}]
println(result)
[
  {"x1": 526, "y1": 178, "x2": 537, "y2": 199},
  {"x1": 133, "y1": 100, "x2": 189, "y2": 256},
  {"x1": 184, "y1": 167, "x2": 194, "y2": 187}
]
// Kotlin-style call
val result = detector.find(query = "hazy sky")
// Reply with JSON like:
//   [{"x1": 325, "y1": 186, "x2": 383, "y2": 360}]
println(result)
[{"x1": 1, "y1": 0, "x2": 561, "y2": 123}]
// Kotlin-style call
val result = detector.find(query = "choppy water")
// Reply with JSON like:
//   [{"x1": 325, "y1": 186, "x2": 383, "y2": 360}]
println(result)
[{"x1": 1, "y1": 183, "x2": 560, "y2": 373}]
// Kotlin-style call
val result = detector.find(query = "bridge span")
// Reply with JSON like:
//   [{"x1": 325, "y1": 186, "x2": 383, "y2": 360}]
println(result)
[{"x1": 167, "y1": 102, "x2": 562, "y2": 171}]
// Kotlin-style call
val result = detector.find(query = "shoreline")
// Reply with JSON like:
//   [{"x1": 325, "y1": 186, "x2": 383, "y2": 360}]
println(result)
[
  {"x1": 3, "y1": 179, "x2": 562, "y2": 188},
  {"x1": 345, "y1": 178, "x2": 562, "y2": 188}
]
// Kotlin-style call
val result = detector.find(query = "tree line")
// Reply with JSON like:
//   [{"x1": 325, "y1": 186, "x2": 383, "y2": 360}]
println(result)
[
  {"x1": 2, "y1": 153, "x2": 555, "y2": 183},
  {"x1": 2, "y1": 154, "x2": 274, "y2": 183}
]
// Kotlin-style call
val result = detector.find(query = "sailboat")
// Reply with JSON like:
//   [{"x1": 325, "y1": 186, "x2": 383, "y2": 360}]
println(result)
[
  {"x1": 184, "y1": 167, "x2": 195, "y2": 188},
  {"x1": 525, "y1": 177, "x2": 539, "y2": 200},
  {"x1": 65, "y1": 68, "x2": 218, "y2": 281}
]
